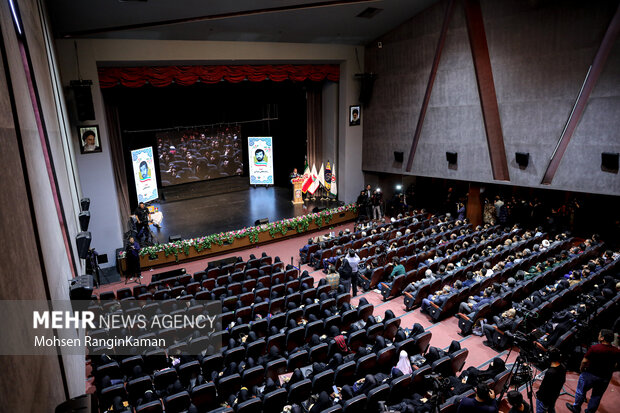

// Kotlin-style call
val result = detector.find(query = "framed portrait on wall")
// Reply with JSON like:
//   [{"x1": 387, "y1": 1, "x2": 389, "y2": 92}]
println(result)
[
  {"x1": 349, "y1": 105, "x2": 361, "y2": 126},
  {"x1": 79, "y1": 125, "x2": 101, "y2": 154}
]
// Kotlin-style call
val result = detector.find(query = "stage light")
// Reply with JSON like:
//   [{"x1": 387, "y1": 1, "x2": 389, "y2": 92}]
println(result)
[
  {"x1": 376, "y1": 188, "x2": 381, "y2": 192},
  {"x1": 395, "y1": 185, "x2": 402, "y2": 191}
]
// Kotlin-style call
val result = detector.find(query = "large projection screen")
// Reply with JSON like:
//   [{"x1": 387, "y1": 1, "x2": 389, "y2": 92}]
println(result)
[
  {"x1": 131, "y1": 146, "x2": 159, "y2": 203},
  {"x1": 248, "y1": 137, "x2": 274, "y2": 185}
]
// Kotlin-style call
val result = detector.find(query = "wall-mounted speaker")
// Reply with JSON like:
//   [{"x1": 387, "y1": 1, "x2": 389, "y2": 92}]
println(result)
[
  {"x1": 601, "y1": 152, "x2": 619, "y2": 172},
  {"x1": 78, "y1": 211, "x2": 90, "y2": 232},
  {"x1": 446, "y1": 152, "x2": 458, "y2": 165},
  {"x1": 516, "y1": 152, "x2": 530, "y2": 168},
  {"x1": 70, "y1": 80, "x2": 95, "y2": 121},
  {"x1": 356, "y1": 73, "x2": 377, "y2": 107},
  {"x1": 75, "y1": 231, "x2": 92, "y2": 259},
  {"x1": 69, "y1": 275, "x2": 94, "y2": 300},
  {"x1": 80, "y1": 197, "x2": 90, "y2": 211},
  {"x1": 394, "y1": 151, "x2": 404, "y2": 163},
  {"x1": 255, "y1": 218, "x2": 269, "y2": 226}
]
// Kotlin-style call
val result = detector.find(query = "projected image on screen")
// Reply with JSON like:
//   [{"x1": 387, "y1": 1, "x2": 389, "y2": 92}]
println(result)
[{"x1": 157, "y1": 126, "x2": 243, "y2": 187}]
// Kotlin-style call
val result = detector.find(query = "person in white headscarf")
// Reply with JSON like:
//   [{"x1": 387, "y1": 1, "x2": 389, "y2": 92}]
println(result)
[{"x1": 395, "y1": 350, "x2": 413, "y2": 375}]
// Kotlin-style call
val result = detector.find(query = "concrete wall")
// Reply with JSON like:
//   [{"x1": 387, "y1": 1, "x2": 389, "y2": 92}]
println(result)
[
  {"x1": 363, "y1": 0, "x2": 620, "y2": 196},
  {"x1": 0, "y1": 0, "x2": 86, "y2": 409},
  {"x1": 55, "y1": 39, "x2": 365, "y2": 263}
]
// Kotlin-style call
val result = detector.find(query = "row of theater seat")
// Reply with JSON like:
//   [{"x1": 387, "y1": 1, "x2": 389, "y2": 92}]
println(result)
[
  {"x1": 456, "y1": 240, "x2": 597, "y2": 335},
  {"x1": 378, "y1": 227, "x2": 528, "y2": 304},
  {"x1": 488, "y1": 257, "x2": 620, "y2": 352}
]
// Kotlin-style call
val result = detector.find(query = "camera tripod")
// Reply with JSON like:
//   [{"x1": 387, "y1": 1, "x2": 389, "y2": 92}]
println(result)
[{"x1": 498, "y1": 354, "x2": 536, "y2": 409}]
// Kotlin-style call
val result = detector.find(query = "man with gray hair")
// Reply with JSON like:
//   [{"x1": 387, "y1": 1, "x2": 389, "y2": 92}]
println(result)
[{"x1": 404, "y1": 269, "x2": 436, "y2": 295}]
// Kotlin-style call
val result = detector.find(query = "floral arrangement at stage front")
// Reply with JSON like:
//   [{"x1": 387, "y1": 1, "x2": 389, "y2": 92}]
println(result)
[{"x1": 119, "y1": 203, "x2": 357, "y2": 262}]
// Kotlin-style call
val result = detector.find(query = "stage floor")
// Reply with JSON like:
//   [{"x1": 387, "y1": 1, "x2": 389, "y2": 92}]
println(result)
[{"x1": 149, "y1": 186, "x2": 338, "y2": 244}]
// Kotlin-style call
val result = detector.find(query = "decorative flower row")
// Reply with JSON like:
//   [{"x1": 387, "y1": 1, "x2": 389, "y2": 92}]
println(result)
[{"x1": 119, "y1": 203, "x2": 358, "y2": 261}]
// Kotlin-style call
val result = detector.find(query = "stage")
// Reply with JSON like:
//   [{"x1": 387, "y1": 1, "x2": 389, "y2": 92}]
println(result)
[{"x1": 148, "y1": 183, "x2": 340, "y2": 244}]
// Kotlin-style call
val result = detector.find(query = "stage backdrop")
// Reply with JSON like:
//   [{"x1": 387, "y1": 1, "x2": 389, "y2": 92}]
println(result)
[
  {"x1": 248, "y1": 137, "x2": 274, "y2": 185},
  {"x1": 131, "y1": 146, "x2": 159, "y2": 203}
]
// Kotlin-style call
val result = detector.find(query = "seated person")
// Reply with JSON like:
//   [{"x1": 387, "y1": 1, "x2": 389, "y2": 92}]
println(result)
[
  {"x1": 299, "y1": 238, "x2": 314, "y2": 263},
  {"x1": 506, "y1": 390, "x2": 530, "y2": 413},
  {"x1": 325, "y1": 265, "x2": 340, "y2": 291},
  {"x1": 457, "y1": 382, "x2": 498, "y2": 413},
  {"x1": 460, "y1": 357, "x2": 506, "y2": 386},
  {"x1": 482, "y1": 308, "x2": 518, "y2": 346},
  {"x1": 421, "y1": 285, "x2": 456, "y2": 313},
  {"x1": 309, "y1": 242, "x2": 327, "y2": 268},
  {"x1": 322, "y1": 249, "x2": 342, "y2": 273},
  {"x1": 458, "y1": 287, "x2": 493, "y2": 317},
  {"x1": 462, "y1": 271, "x2": 476, "y2": 287},
  {"x1": 403, "y1": 269, "x2": 436, "y2": 294},
  {"x1": 379, "y1": 256, "x2": 406, "y2": 292}
]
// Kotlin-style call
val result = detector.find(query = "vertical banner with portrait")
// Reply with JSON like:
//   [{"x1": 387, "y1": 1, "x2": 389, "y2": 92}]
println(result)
[
  {"x1": 248, "y1": 137, "x2": 274, "y2": 185},
  {"x1": 131, "y1": 146, "x2": 159, "y2": 203}
]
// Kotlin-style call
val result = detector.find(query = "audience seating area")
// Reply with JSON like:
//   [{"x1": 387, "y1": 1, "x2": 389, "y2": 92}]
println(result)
[{"x1": 88, "y1": 209, "x2": 620, "y2": 413}]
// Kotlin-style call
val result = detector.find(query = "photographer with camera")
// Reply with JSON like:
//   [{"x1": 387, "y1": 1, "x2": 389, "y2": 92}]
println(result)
[
  {"x1": 566, "y1": 329, "x2": 620, "y2": 413},
  {"x1": 535, "y1": 348, "x2": 566, "y2": 413},
  {"x1": 457, "y1": 382, "x2": 498, "y2": 413}
]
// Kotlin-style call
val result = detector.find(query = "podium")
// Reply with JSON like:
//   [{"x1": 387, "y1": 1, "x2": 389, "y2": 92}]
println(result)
[{"x1": 292, "y1": 177, "x2": 305, "y2": 204}]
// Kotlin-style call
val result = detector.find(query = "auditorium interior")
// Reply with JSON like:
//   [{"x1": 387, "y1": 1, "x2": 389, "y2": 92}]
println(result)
[{"x1": 0, "y1": 0, "x2": 619, "y2": 412}]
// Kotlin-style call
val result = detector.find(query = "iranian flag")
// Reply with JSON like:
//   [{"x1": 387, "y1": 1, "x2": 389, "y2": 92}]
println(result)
[
  {"x1": 302, "y1": 163, "x2": 317, "y2": 193},
  {"x1": 301, "y1": 164, "x2": 311, "y2": 193},
  {"x1": 309, "y1": 164, "x2": 320, "y2": 194}
]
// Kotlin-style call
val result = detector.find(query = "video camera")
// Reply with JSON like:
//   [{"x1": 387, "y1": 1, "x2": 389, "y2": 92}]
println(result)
[
  {"x1": 506, "y1": 331, "x2": 548, "y2": 366},
  {"x1": 424, "y1": 372, "x2": 451, "y2": 392},
  {"x1": 512, "y1": 303, "x2": 538, "y2": 319}
]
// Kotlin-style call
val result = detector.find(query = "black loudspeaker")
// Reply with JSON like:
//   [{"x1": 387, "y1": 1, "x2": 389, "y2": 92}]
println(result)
[
  {"x1": 70, "y1": 80, "x2": 95, "y2": 121},
  {"x1": 394, "y1": 151, "x2": 404, "y2": 163},
  {"x1": 446, "y1": 152, "x2": 458, "y2": 164},
  {"x1": 312, "y1": 207, "x2": 327, "y2": 213},
  {"x1": 516, "y1": 152, "x2": 530, "y2": 168},
  {"x1": 169, "y1": 235, "x2": 182, "y2": 242},
  {"x1": 69, "y1": 275, "x2": 94, "y2": 300},
  {"x1": 254, "y1": 218, "x2": 269, "y2": 226},
  {"x1": 358, "y1": 73, "x2": 377, "y2": 107},
  {"x1": 80, "y1": 197, "x2": 90, "y2": 211},
  {"x1": 78, "y1": 211, "x2": 90, "y2": 231},
  {"x1": 75, "y1": 231, "x2": 91, "y2": 259},
  {"x1": 601, "y1": 152, "x2": 619, "y2": 172},
  {"x1": 97, "y1": 254, "x2": 108, "y2": 264}
]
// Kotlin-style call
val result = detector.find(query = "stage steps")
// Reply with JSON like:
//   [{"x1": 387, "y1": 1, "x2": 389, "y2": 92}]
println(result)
[{"x1": 161, "y1": 176, "x2": 249, "y2": 203}]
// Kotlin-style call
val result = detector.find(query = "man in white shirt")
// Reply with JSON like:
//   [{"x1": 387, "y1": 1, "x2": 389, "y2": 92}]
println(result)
[{"x1": 345, "y1": 249, "x2": 361, "y2": 296}]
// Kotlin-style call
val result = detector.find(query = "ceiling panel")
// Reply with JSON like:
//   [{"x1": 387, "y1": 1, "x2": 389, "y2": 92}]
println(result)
[{"x1": 46, "y1": 0, "x2": 439, "y2": 44}]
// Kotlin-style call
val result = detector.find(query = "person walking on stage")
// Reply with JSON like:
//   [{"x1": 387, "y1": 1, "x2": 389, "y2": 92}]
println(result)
[
  {"x1": 125, "y1": 236, "x2": 142, "y2": 283},
  {"x1": 566, "y1": 329, "x2": 620, "y2": 413}
]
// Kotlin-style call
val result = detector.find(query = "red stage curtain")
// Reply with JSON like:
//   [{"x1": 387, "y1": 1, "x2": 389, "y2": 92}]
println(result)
[{"x1": 98, "y1": 64, "x2": 339, "y2": 88}]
